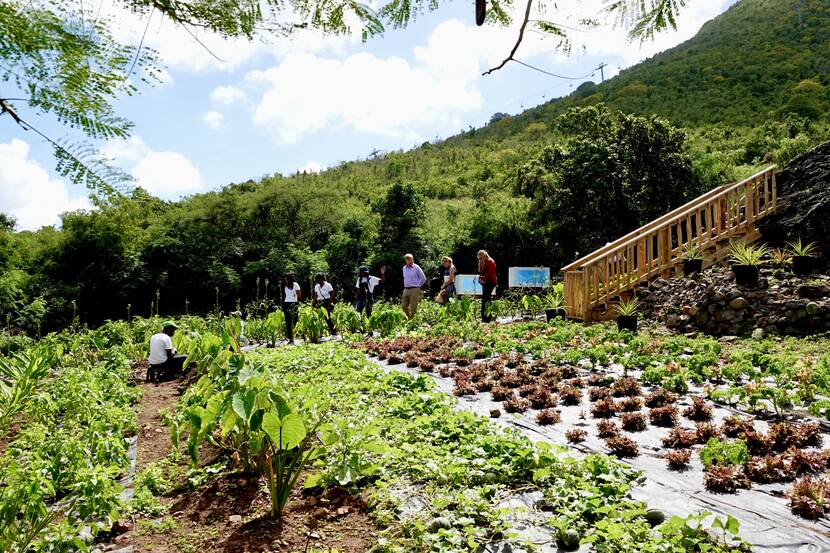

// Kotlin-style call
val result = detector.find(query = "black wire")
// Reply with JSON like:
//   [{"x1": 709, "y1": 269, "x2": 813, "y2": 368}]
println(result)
[
  {"x1": 512, "y1": 59, "x2": 599, "y2": 80},
  {"x1": 178, "y1": 19, "x2": 228, "y2": 62},
  {"x1": 123, "y1": 7, "x2": 154, "y2": 85}
]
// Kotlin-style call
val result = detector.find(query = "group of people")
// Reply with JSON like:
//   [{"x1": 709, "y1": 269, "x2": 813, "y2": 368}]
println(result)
[
  {"x1": 147, "y1": 251, "x2": 500, "y2": 378},
  {"x1": 400, "y1": 250, "x2": 498, "y2": 321}
]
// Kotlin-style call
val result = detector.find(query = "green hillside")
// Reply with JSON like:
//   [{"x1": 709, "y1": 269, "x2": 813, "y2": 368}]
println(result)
[
  {"x1": 2, "y1": 0, "x2": 830, "y2": 331},
  {"x1": 491, "y1": 0, "x2": 830, "y2": 130}
]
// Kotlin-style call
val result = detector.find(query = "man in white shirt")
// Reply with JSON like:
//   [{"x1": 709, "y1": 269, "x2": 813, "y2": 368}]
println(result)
[
  {"x1": 312, "y1": 273, "x2": 336, "y2": 335},
  {"x1": 147, "y1": 321, "x2": 186, "y2": 382}
]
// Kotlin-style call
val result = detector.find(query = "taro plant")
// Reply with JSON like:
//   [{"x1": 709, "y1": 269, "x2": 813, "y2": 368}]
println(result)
[
  {"x1": 332, "y1": 303, "x2": 362, "y2": 334},
  {"x1": 369, "y1": 304, "x2": 407, "y2": 337},
  {"x1": 178, "y1": 361, "x2": 328, "y2": 517},
  {"x1": 296, "y1": 306, "x2": 329, "y2": 343},
  {"x1": 262, "y1": 310, "x2": 286, "y2": 346}
]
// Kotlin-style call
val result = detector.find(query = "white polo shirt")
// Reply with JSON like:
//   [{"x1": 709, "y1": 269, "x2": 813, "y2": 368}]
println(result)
[
  {"x1": 148, "y1": 332, "x2": 173, "y2": 365},
  {"x1": 284, "y1": 282, "x2": 301, "y2": 303},
  {"x1": 314, "y1": 282, "x2": 334, "y2": 300}
]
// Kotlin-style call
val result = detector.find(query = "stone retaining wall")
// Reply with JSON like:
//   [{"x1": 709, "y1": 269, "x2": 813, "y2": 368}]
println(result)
[{"x1": 638, "y1": 266, "x2": 830, "y2": 336}]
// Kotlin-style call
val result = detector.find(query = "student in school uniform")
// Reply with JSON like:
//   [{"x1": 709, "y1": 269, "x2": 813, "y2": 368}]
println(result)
[
  {"x1": 313, "y1": 273, "x2": 336, "y2": 335},
  {"x1": 282, "y1": 272, "x2": 301, "y2": 344}
]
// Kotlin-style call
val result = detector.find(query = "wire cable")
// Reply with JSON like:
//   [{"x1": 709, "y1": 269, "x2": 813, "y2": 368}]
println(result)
[{"x1": 512, "y1": 58, "x2": 598, "y2": 80}]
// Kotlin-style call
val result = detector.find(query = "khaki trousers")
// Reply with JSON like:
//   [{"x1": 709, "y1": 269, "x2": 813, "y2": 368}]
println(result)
[{"x1": 402, "y1": 287, "x2": 421, "y2": 319}]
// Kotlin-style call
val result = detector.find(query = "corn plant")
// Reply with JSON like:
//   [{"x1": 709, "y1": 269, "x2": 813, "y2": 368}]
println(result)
[{"x1": 0, "y1": 351, "x2": 51, "y2": 433}]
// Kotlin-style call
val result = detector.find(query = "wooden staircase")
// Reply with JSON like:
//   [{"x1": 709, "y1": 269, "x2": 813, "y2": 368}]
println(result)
[{"x1": 562, "y1": 166, "x2": 778, "y2": 321}]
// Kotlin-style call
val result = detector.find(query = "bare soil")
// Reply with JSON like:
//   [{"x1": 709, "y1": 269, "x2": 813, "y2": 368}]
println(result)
[{"x1": 100, "y1": 361, "x2": 377, "y2": 553}]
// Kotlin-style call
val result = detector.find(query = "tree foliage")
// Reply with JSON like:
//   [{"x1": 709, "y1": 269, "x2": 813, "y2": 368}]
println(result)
[{"x1": 516, "y1": 105, "x2": 694, "y2": 260}]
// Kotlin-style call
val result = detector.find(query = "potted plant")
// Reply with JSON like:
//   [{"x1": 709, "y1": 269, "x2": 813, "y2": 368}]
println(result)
[
  {"x1": 681, "y1": 243, "x2": 704, "y2": 275},
  {"x1": 614, "y1": 297, "x2": 639, "y2": 332},
  {"x1": 544, "y1": 289, "x2": 567, "y2": 322},
  {"x1": 729, "y1": 242, "x2": 769, "y2": 288},
  {"x1": 787, "y1": 238, "x2": 817, "y2": 276}
]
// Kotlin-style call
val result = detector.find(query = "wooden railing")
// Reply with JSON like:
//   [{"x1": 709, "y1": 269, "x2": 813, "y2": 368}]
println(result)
[{"x1": 562, "y1": 166, "x2": 778, "y2": 321}]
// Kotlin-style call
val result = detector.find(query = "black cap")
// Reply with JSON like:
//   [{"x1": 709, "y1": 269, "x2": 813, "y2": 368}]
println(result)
[{"x1": 359, "y1": 266, "x2": 369, "y2": 274}]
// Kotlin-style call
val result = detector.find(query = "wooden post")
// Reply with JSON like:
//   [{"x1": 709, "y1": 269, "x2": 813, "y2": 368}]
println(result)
[{"x1": 659, "y1": 227, "x2": 671, "y2": 277}]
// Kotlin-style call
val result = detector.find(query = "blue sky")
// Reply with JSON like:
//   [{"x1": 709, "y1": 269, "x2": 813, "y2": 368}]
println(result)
[{"x1": 0, "y1": 0, "x2": 735, "y2": 230}]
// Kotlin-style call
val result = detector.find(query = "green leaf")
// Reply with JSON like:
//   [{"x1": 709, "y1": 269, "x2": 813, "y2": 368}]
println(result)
[
  {"x1": 232, "y1": 391, "x2": 248, "y2": 422},
  {"x1": 220, "y1": 407, "x2": 237, "y2": 436},
  {"x1": 725, "y1": 514, "x2": 740, "y2": 535},
  {"x1": 280, "y1": 413, "x2": 307, "y2": 450},
  {"x1": 250, "y1": 408, "x2": 265, "y2": 432},
  {"x1": 261, "y1": 410, "x2": 281, "y2": 445}
]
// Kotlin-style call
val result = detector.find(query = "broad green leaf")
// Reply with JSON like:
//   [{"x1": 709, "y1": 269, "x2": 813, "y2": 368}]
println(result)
[
  {"x1": 232, "y1": 391, "x2": 247, "y2": 422},
  {"x1": 250, "y1": 408, "x2": 265, "y2": 432},
  {"x1": 261, "y1": 410, "x2": 281, "y2": 445},
  {"x1": 220, "y1": 407, "x2": 237, "y2": 436},
  {"x1": 280, "y1": 413, "x2": 307, "y2": 450}
]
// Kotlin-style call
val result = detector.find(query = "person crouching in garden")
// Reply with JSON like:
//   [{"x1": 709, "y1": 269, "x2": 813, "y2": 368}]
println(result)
[
  {"x1": 438, "y1": 256, "x2": 457, "y2": 305},
  {"x1": 402, "y1": 253, "x2": 427, "y2": 320},
  {"x1": 477, "y1": 250, "x2": 498, "y2": 323},
  {"x1": 282, "y1": 272, "x2": 301, "y2": 344},
  {"x1": 313, "y1": 273, "x2": 336, "y2": 335},
  {"x1": 147, "y1": 320, "x2": 187, "y2": 382}
]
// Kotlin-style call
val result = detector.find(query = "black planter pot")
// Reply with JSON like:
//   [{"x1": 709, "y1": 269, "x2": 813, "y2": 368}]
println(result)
[
  {"x1": 732, "y1": 264, "x2": 760, "y2": 288},
  {"x1": 617, "y1": 315, "x2": 638, "y2": 333},
  {"x1": 683, "y1": 259, "x2": 703, "y2": 276},
  {"x1": 545, "y1": 308, "x2": 567, "y2": 322},
  {"x1": 792, "y1": 256, "x2": 813, "y2": 276}
]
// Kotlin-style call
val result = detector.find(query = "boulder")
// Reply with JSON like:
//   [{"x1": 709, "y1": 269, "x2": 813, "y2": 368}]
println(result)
[
  {"x1": 729, "y1": 297, "x2": 748, "y2": 310},
  {"x1": 797, "y1": 284, "x2": 830, "y2": 299},
  {"x1": 758, "y1": 140, "x2": 830, "y2": 258}
]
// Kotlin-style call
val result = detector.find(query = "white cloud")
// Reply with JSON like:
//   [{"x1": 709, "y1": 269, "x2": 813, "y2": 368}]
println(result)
[
  {"x1": 104, "y1": 4, "x2": 359, "y2": 74},
  {"x1": 102, "y1": 136, "x2": 204, "y2": 199},
  {"x1": 203, "y1": 110, "x2": 225, "y2": 130},
  {"x1": 299, "y1": 160, "x2": 323, "y2": 173},
  {"x1": 0, "y1": 139, "x2": 92, "y2": 230},
  {"x1": 245, "y1": 17, "x2": 510, "y2": 145},
  {"x1": 210, "y1": 85, "x2": 248, "y2": 107}
]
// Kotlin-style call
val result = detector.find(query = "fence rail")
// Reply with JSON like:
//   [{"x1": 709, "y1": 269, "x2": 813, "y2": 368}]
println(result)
[{"x1": 562, "y1": 166, "x2": 777, "y2": 321}]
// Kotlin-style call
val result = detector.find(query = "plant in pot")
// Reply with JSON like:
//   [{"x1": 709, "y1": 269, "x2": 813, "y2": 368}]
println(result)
[
  {"x1": 729, "y1": 242, "x2": 769, "y2": 288},
  {"x1": 614, "y1": 297, "x2": 639, "y2": 333},
  {"x1": 787, "y1": 238, "x2": 817, "y2": 276},
  {"x1": 681, "y1": 243, "x2": 704, "y2": 275},
  {"x1": 543, "y1": 288, "x2": 567, "y2": 322}
]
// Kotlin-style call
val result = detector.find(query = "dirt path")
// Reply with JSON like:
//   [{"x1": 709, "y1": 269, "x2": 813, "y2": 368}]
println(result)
[{"x1": 133, "y1": 361, "x2": 182, "y2": 472}]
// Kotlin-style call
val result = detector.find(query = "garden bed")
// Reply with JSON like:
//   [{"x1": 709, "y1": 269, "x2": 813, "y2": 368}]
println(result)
[{"x1": 361, "y1": 326, "x2": 830, "y2": 550}]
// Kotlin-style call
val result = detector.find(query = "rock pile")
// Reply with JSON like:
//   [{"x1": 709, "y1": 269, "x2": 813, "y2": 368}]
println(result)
[{"x1": 638, "y1": 265, "x2": 830, "y2": 336}]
